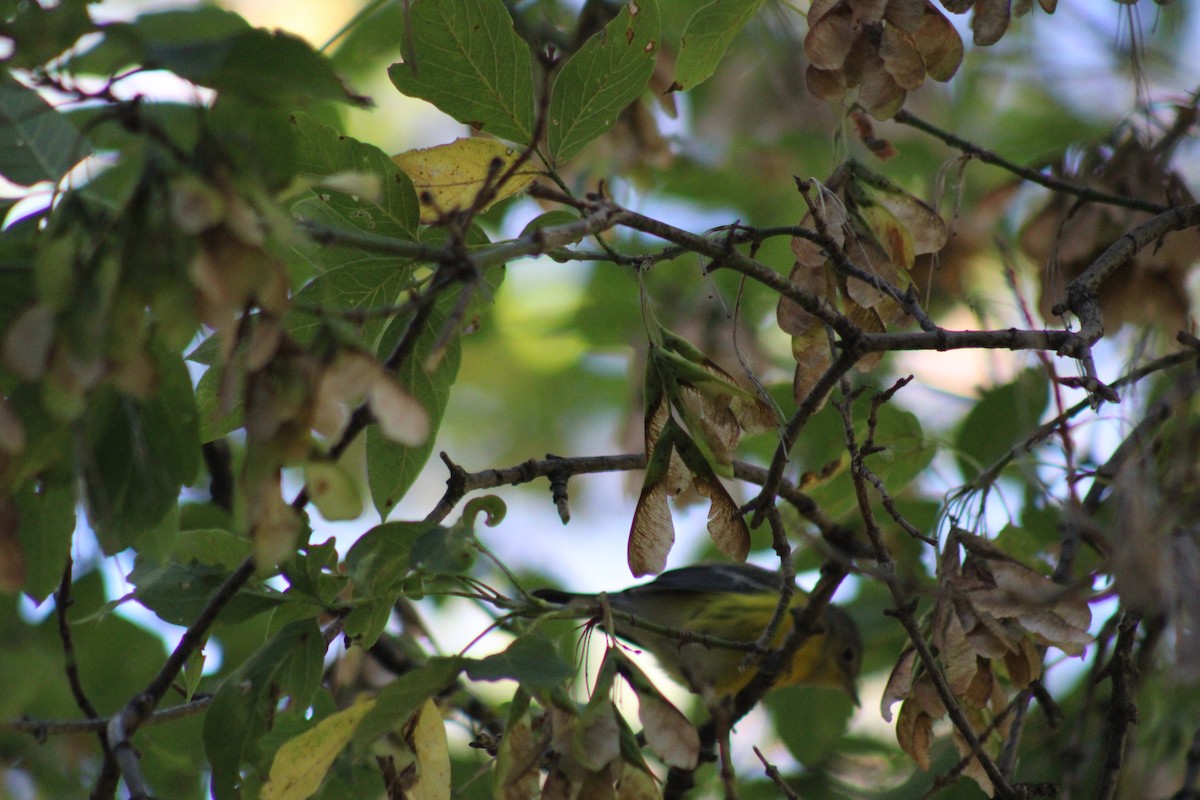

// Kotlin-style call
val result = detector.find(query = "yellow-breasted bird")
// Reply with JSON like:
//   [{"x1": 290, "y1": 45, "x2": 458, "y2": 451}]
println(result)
[{"x1": 535, "y1": 563, "x2": 862, "y2": 707}]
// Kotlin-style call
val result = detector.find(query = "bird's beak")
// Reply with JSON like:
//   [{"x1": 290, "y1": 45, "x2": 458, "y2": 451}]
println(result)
[{"x1": 846, "y1": 677, "x2": 861, "y2": 707}]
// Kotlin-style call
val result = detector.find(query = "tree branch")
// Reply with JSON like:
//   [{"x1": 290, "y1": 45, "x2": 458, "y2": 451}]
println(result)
[{"x1": 892, "y1": 109, "x2": 1172, "y2": 215}]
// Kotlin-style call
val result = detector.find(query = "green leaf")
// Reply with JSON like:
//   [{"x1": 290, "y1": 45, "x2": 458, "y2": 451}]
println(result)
[
  {"x1": 0, "y1": 72, "x2": 90, "y2": 187},
  {"x1": 205, "y1": 619, "x2": 325, "y2": 799},
  {"x1": 955, "y1": 368, "x2": 1049, "y2": 481},
  {"x1": 73, "y1": 7, "x2": 369, "y2": 107},
  {"x1": 466, "y1": 635, "x2": 576, "y2": 691},
  {"x1": 366, "y1": 301, "x2": 463, "y2": 518},
  {"x1": 14, "y1": 479, "x2": 75, "y2": 602},
  {"x1": 387, "y1": 0, "x2": 535, "y2": 145},
  {"x1": 766, "y1": 685, "x2": 856, "y2": 768},
  {"x1": 171, "y1": 529, "x2": 254, "y2": 570},
  {"x1": 290, "y1": 112, "x2": 421, "y2": 244},
  {"x1": 548, "y1": 0, "x2": 660, "y2": 163},
  {"x1": 410, "y1": 525, "x2": 476, "y2": 573},
  {"x1": 2, "y1": 0, "x2": 95, "y2": 70},
  {"x1": 345, "y1": 520, "x2": 434, "y2": 595},
  {"x1": 804, "y1": 399, "x2": 935, "y2": 521},
  {"x1": 129, "y1": 560, "x2": 288, "y2": 627},
  {"x1": 81, "y1": 344, "x2": 201, "y2": 555},
  {"x1": 672, "y1": 0, "x2": 766, "y2": 91},
  {"x1": 352, "y1": 657, "x2": 464, "y2": 748}
]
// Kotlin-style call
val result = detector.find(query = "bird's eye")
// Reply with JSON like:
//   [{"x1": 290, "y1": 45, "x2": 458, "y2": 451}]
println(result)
[{"x1": 841, "y1": 647, "x2": 856, "y2": 664}]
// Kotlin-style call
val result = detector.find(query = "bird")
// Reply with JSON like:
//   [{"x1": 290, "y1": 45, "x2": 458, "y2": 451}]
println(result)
[{"x1": 534, "y1": 563, "x2": 862, "y2": 707}]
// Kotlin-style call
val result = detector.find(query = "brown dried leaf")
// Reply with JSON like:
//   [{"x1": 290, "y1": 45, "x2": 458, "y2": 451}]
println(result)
[
  {"x1": 1003, "y1": 636, "x2": 1042, "y2": 688},
  {"x1": 806, "y1": 66, "x2": 849, "y2": 101},
  {"x1": 778, "y1": 261, "x2": 831, "y2": 336},
  {"x1": 1016, "y1": 609, "x2": 1093, "y2": 656},
  {"x1": 615, "y1": 765, "x2": 660, "y2": 800},
  {"x1": 953, "y1": 724, "x2": 995, "y2": 796},
  {"x1": 882, "y1": 647, "x2": 919, "y2": 722},
  {"x1": 628, "y1": 461, "x2": 676, "y2": 577},
  {"x1": 694, "y1": 474, "x2": 750, "y2": 563},
  {"x1": 965, "y1": 611, "x2": 1023, "y2": 658},
  {"x1": 574, "y1": 700, "x2": 622, "y2": 773},
  {"x1": 884, "y1": 0, "x2": 926, "y2": 31},
  {"x1": 848, "y1": 0, "x2": 889, "y2": 21},
  {"x1": 845, "y1": 302, "x2": 886, "y2": 371},
  {"x1": 940, "y1": 0, "x2": 974, "y2": 13},
  {"x1": 895, "y1": 700, "x2": 934, "y2": 769},
  {"x1": 678, "y1": 384, "x2": 741, "y2": 465},
  {"x1": 808, "y1": 0, "x2": 844, "y2": 24},
  {"x1": 791, "y1": 327, "x2": 834, "y2": 406},
  {"x1": 880, "y1": 26, "x2": 927, "y2": 90},
  {"x1": 804, "y1": 4, "x2": 858, "y2": 70},
  {"x1": 857, "y1": 54, "x2": 907, "y2": 119},
  {"x1": 638, "y1": 693, "x2": 700, "y2": 769},
  {"x1": 911, "y1": 9, "x2": 961, "y2": 83},
  {"x1": 971, "y1": 0, "x2": 1011, "y2": 45},
  {"x1": 939, "y1": 606, "x2": 980, "y2": 697},
  {"x1": 842, "y1": 229, "x2": 901, "y2": 309},
  {"x1": 961, "y1": 658, "x2": 994, "y2": 708},
  {"x1": 857, "y1": 173, "x2": 948, "y2": 256},
  {"x1": 911, "y1": 676, "x2": 947, "y2": 719}
]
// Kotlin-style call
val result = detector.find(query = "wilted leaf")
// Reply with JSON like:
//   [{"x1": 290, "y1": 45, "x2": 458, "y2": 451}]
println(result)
[
  {"x1": 393, "y1": 138, "x2": 538, "y2": 224},
  {"x1": 804, "y1": 3, "x2": 856, "y2": 70},
  {"x1": 880, "y1": 26, "x2": 926, "y2": 90},
  {"x1": 575, "y1": 698, "x2": 622, "y2": 772},
  {"x1": 494, "y1": 695, "x2": 540, "y2": 800},
  {"x1": 884, "y1": 0, "x2": 926, "y2": 31},
  {"x1": 857, "y1": 54, "x2": 906, "y2": 119},
  {"x1": 895, "y1": 699, "x2": 933, "y2": 769},
  {"x1": 616, "y1": 764, "x2": 661, "y2": 800},
  {"x1": 971, "y1": 0, "x2": 1011, "y2": 45},
  {"x1": 914, "y1": 3, "x2": 964, "y2": 81},
  {"x1": 777, "y1": 254, "x2": 836, "y2": 336},
  {"x1": 628, "y1": 436, "x2": 677, "y2": 577},
  {"x1": 1003, "y1": 636, "x2": 1042, "y2": 688},
  {"x1": 791, "y1": 326, "x2": 834, "y2": 406},
  {"x1": 937, "y1": 604, "x2": 980, "y2": 697},
  {"x1": 638, "y1": 692, "x2": 700, "y2": 769},
  {"x1": 881, "y1": 647, "x2": 918, "y2": 722},
  {"x1": 851, "y1": 161, "x2": 948, "y2": 256}
]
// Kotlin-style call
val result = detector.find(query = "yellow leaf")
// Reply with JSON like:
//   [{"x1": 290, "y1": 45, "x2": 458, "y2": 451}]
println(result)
[
  {"x1": 403, "y1": 699, "x2": 452, "y2": 800},
  {"x1": 262, "y1": 696, "x2": 376, "y2": 800},
  {"x1": 392, "y1": 138, "x2": 538, "y2": 224}
]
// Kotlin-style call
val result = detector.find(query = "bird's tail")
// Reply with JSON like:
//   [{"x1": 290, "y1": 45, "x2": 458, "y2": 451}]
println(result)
[{"x1": 531, "y1": 588, "x2": 582, "y2": 605}]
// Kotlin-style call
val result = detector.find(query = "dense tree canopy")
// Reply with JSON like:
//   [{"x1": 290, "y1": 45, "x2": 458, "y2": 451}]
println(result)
[{"x1": 1, "y1": 0, "x2": 1199, "y2": 798}]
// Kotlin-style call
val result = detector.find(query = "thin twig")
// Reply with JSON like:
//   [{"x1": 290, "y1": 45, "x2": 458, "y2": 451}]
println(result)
[{"x1": 892, "y1": 109, "x2": 1171, "y2": 215}]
